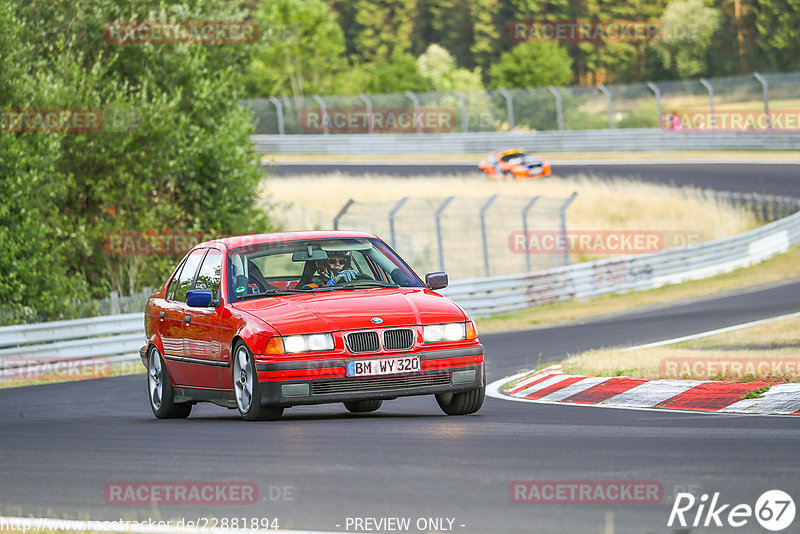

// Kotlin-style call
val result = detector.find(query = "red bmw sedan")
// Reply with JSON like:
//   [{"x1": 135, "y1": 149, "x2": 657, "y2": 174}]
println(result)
[{"x1": 141, "y1": 231, "x2": 485, "y2": 421}]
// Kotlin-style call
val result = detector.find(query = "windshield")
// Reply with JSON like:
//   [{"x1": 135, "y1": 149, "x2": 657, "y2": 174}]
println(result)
[
  {"x1": 500, "y1": 152, "x2": 525, "y2": 161},
  {"x1": 226, "y1": 237, "x2": 424, "y2": 301}
]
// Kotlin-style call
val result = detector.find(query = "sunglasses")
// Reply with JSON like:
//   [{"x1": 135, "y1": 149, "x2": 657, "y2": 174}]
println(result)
[{"x1": 327, "y1": 257, "x2": 347, "y2": 266}]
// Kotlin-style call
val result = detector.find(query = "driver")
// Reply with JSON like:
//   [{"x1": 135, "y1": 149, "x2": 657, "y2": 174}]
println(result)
[{"x1": 309, "y1": 250, "x2": 358, "y2": 287}]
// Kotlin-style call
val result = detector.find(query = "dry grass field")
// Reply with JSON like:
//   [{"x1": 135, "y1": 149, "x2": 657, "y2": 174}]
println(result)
[{"x1": 263, "y1": 172, "x2": 759, "y2": 257}]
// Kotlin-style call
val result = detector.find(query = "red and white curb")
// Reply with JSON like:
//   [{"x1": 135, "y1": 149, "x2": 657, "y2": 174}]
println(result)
[{"x1": 487, "y1": 364, "x2": 800, "y2": 415}]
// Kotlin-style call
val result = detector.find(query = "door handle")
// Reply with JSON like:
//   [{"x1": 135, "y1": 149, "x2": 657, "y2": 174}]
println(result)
[
  {"x1": 184, "y1": 315, "x2": 191, "y2": 324},
  {"x1": 158, "y1": 311, "x2": 165, "y2": 319}
]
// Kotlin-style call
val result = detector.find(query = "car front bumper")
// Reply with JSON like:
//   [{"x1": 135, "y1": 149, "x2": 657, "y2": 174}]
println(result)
[{"x1": 253, "y1": 346, "x2": 485, "y2": 407}]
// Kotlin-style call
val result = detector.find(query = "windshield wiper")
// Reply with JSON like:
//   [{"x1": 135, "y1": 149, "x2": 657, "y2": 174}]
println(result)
[
  {"x1": 236, "y1": 288, "x2": 307, "y2": 300},
  {"x1": 338, "y1": 281, "x2": 399, "y2": 289}
]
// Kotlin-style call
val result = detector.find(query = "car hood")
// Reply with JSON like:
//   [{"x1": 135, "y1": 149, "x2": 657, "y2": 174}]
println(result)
[{"x1": 233, "y1": 287, "x2": 467, "y2": 335}]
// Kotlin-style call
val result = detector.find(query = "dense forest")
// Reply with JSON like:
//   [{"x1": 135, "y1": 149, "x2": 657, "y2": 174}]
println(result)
[{"x1": 239, "y1": 0, "x2": 800, "y2": 98}]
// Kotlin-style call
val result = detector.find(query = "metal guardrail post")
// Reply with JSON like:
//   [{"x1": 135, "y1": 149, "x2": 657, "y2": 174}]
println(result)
[
  {"x1": 357, "y1": 93, "x2": 374, "y2": 134},
  {"x1": 646, "y1": 82, "x2": 662, "y2": 128},
  {"x1": 435, "y1": 196, "x2": 455, "y2": 271},
  {"x1": 547, "y1": 86, "x2": 564, "y2": 131},
  {"x1": 558, "y1": 192, "x2": 578, "y2": 266},
  {"x1": 333, "y1": 199, "x2": 354, "y2": 230},
  {"x1": 452, "y1": 91, "x2": 468, "y2": 132},
  {"x1": 405, "y1": 91, "x2": 422, "y2": 134},
  {"x1": 753, "y1": 72, "x2": 771, "y2": 129},
  {"x1": 480, "y1": 195, "x2": 499, "y2": 277},
  {"x1": 312, "y1": 94, "x2": 329, "y2": 135},
  {"x1": 110, "y1": 291, "x2": 120, "y2": 315},
  {"x1": 598, "y1": 84, "x2": 613, "y2": 129},
  {"x1": 521, "y1": 196, "x2": 540, "y2": 273},
  {"x1": 699, "y1": 78, "x2": 715, "y2": 129},
  {"x1": 497, "y1": 89, "x2": 515, "y2": 131},
  {"x1": 268, "y1": 97, "x2": 285, "y2": 135},
  {"x1": 388, "y1": 197, "x2": 409, "y2": 248}
]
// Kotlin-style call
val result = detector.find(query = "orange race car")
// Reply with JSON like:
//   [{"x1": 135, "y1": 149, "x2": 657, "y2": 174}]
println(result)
[{"x1": 478, "y1": 148, "x2": 551, "y2": 180}]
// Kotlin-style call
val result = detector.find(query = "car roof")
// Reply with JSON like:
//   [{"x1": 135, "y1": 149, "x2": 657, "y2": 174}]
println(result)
[
  {"x1": 195, "y1": 230, "x2": 379, "y2": 250},
  {"x1": 498, "y1": 148, "x2": 525, "y2": 156}
]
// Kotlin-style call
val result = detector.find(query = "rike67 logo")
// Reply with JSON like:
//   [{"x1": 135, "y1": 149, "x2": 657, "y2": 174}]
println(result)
[{"x1": 668, "y1": 490, "x2": 795, "y2": 531}]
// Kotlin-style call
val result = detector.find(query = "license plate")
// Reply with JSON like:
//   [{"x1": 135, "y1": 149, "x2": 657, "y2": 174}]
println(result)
[{"x1": 346, "y1": 356, "x2": 421, "y2": 377}]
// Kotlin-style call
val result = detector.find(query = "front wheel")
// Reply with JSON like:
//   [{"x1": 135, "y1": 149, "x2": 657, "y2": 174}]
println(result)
[
  {"x1": 233, "y1": 342, "x2": 284, "y2": 421},
  {"x1": 344, "y1": 399, "x2": 383, "y2": 413},
  {"x1": 435, "y1": 386, "x2": 485, "y2": 416},
  {"x1": 147, "y1": 346, "x2": 191, "y2": 419}
]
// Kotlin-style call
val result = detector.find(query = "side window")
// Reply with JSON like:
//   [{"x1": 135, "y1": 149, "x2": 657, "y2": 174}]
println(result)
[
  {"x1": 195, "y1": 248, "x2": 223, "y2": 300},
  {"x1": 166, "y1": 259, "x2": 186, "y2": 301},
  {"x1": 173, "y1": 249, "x2": 206, "y2": 302}
]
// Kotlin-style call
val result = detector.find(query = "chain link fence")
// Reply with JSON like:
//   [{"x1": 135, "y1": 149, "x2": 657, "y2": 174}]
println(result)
[
  {"x1": 243, "y1": 71, "x2": 799, "y2": 135},
  {"x1": 330, "y1": 194, "x2": 577, "y2": 280}
]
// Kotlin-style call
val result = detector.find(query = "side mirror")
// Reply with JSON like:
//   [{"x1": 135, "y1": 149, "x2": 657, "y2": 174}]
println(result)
[
  {"x1": 186, "y1": 289, "x2": 213, "y2": 307},
  {"x1": 425, "y1": 272, "x2": 448, "y2": 290}
]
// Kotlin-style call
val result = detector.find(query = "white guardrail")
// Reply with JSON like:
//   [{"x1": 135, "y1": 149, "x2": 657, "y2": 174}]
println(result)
[
  {"x1": 0, "y1": 313, "x2": 144, "y2": 367},
  {"x1": 441, "y1": 208, "x2": 800, "y2": 316},
  {"x1": 252, "y1": 129, "x2": 800, "y2": 155},
  {"x1": 1, "y1": 204, "x2": 799, "y2": 364}
]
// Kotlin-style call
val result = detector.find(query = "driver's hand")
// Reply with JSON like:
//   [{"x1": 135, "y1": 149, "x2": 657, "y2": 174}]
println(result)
[{"x1": 326, "y1": 269, "x2": 357, "y2": 286}]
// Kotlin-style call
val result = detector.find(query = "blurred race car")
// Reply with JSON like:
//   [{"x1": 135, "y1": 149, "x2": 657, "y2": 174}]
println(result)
[{"x1": 478, "y1": 149, "x2": 551, "y2": 180}]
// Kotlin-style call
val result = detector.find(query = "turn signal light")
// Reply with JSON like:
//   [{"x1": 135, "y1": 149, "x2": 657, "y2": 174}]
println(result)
[
  {"x1": 265, "y1": 337, "x2": 284, "y2": 355},
  {"x1": 466, "y1": 321, "x2": 478, "y2": 340}
]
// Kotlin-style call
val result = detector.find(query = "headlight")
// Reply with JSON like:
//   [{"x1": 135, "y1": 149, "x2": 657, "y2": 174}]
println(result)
[
  {"x1": 423, "y1": 322, "x2": 466, "y2": 343},
  {"x1": 282, "y1": 333, "x2": 334, "y2": 353}
]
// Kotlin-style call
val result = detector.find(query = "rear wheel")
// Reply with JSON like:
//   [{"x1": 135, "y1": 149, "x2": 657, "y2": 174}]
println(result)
[
  {"x1": 344, "y1": 399, "x2": 383, "y2": 413},
  {"x1": 435, "y1": 386, "x2": 485, "y2": 416},
  {"x1": 147, "y1": 346, "x2": 191, "y2": 419},
  {"x1": 233, "y1": 342, "x2": 284, "y2": 421}
]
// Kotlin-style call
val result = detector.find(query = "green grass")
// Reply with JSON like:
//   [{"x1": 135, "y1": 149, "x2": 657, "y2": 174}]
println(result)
[{"x1": 741, "y1": 386, "x2": 771, "y2": 400}]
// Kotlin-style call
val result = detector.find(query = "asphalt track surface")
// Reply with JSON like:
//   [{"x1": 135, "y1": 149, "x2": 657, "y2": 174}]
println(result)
[
  {"x1": 2, "y1": 163, "x2": 800, "y2": 534},
  {"x1": 272, "y1": 162, "x2": 800, "y2": 196}
]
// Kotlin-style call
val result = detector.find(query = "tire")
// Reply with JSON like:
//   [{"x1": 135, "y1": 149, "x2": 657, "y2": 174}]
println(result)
[
  {"x1": 233, "y1": 341, "x2": 284, "y2": 421},
  {"x1": 147, "y1": 346, "x2": 191, "y2": 419},
  {"x1": 344, "y1": 399, "x2": 383, "y2": 413},
  {"x1": 435, "y1": 386, "x2": 485, "y2": 416}
]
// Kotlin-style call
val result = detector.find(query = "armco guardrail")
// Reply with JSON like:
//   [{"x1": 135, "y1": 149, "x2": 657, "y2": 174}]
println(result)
[
  {"x1": 253, "y1": 129, "x2": 800, "y2": 155},
  {"x1": 0, "y1": 313, "x2": 144, "y2": 365},
  {"x1": 440, "y1": 208, "x2": 800, "y2": 316}
]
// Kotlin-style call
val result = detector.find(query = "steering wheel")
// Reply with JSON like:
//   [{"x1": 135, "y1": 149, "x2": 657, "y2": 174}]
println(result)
[{"x1": 328, "y1": 273, "x2": 374, "y2": 286}]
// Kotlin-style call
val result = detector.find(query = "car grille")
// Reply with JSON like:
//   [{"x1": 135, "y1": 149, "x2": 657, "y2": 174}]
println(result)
[
  {"x1": 383, "y1": 328, "x2": 414, "y2": 350},
  {"x1": 311, "y1": 372, "x2": 450, "y2": 395},
  {"x1": 345, "y1": 331, "x2": 380, "y2": 353}
]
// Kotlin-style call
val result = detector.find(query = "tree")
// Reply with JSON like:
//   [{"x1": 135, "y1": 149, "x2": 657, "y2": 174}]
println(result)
[
  {"x1": 655, "y1": 0, "x2": 722, "y2": 78},
  {"x1": 244, "y1": 0, "x2": 345, "y2": 97},
  {"x1": 2, "y1": 0, "x2": 271, "y2": 322},
  {"x1": 417, "y1": 44, "x2": 484, "y2": 91},
  {"x1": 489, "y1": 42, "x2": 573, "y2": 88},
  {"x1": 0, "y1": 1, "x2": 87, "y2": 324},
  {"x1": 353, "y1": 0, "x2": 414, "y2": 61},
  {"x1": 361, "y1": 48, "x2": 433, "y2": 93},
  {"x1": 753, "y1": 0, "x2": 800, "y2": 71},
  {"x1": 425, "y1": 0, "x2": 479, "y2": 68}
]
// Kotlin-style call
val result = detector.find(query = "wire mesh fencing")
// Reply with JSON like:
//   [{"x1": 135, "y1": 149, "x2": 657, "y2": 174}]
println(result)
[
  {"x1": 244, "y1": 71, "x2": 800, "y2": 134},
  {"x1": 331, "y1": 194, "x2": 577, "y2": 280}
]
